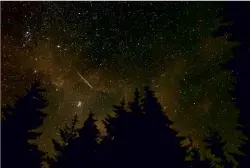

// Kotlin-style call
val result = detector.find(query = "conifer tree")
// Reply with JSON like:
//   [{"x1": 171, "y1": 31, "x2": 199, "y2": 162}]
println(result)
[
  {"x1": 58, "y1": 114, "x2": 78, "y2": 147},
  {"x1": 73, "y1": 111, "x2": 100, "y2": 168},
  {"x1": 204, "y1": 130, "x2": 234, "y2": 168},
  {"x1": 125, "y1": 89, "x2": 146, "y2": 168},
  {"x1": 101, "y1": 99, "x2": 131, "y2": 168},
  {"x1": 128, "y1": 88, "x2": 142, "y2": 116},
  {"x1": 102, "y1": 91, "x2": 148, "y2": 168},
  {"x1": 176, "y1": 28, "x2": 247, "y2": 167},
  {"x1": 103, "y1": 98, "x2": 128, "y2": 141},
  {"x1": 216, "y1": 3, "x2": 250, "y2": 168},
  {"x1": 47, "y1": 114, "x2": 78, "y2": 168},
  {"x1": 185, "y1": 136, "x2": 212, "y2": 168},
  {"x1": 141, "y1": 86, "x2": 187, "y2": 168},
  {"x1": 50, "y1": 111, "x2": 100, "y2": 168},
  {"x1": 187, "y1": 148, "x2": 212, "y2": 168},
  {"x1": 1, "y1": 81, "x2": 48, "y2": 168},
  {"x1": 103, "y1": 87, "x2": 188, "y2": 168}
]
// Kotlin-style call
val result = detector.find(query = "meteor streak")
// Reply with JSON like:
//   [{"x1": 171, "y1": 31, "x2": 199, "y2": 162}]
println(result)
[{"x1": 76, "y1": 71, "x2": 93, "y2": 89}]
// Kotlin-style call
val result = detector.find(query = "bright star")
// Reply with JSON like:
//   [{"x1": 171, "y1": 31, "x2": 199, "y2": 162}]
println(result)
[{"x1": 77, "y1": 101, "x2": 82, "y2": 107}]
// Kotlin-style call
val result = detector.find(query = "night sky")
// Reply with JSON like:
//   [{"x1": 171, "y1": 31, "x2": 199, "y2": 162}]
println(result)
[{"x1": 2, "y1": 1, "x2": 249, "y2": 159}]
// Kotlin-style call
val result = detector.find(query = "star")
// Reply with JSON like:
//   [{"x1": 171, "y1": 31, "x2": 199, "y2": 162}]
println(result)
[{"x1": 77, "y1": 101, "x2": 82, "y2": 108}]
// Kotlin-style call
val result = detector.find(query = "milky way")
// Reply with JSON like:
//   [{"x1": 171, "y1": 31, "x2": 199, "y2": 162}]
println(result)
[{"x1": 2, "y1": 2, "x2": 244, "y2": 158}]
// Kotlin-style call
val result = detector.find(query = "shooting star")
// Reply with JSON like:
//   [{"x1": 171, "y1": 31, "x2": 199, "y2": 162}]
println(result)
[{"x1": 76, "y1": 71, "x2": 93, "y2": 89}]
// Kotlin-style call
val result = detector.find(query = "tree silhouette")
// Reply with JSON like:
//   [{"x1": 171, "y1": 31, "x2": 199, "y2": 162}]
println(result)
[
  {"x1": 47, "y1": 114, "x2": 79, "y2": 168},
  {"x1": 238, "y1": 140, "x2": 250, "y2": 168},
  {"x1": 187, "y1": 148, "x2": 212, "y2": 168},
  {"x1": 58, "y1": 114, "x2": 79, "y2": 147},
  {"x1": 73, "y1": 111, "x2": 100, "y2": 168},
  {"x1": 216, "y1": 3, "x2": 250, "y2": 168},
  {"x1": 103, "y1": 98, "x2": 128, "y2": 142},
  {"x1": 175, "y1": 7, "x2": 248, "y2": 165},
  {"x1": 204, "y1": 130, "x2": 233, "y2": 168},
  {"x1": 49, "y1": 111, "x2": 100, "y2": 168},
  {"x1": 101, "y1": 98, "x2": 131, "y2": 168},
  {"x1": 102, "y1": 87, "x2": 188, "y2": 168},
  {"x1": 126, "y1": 88, "x2": 147, "y2": 168},
  {"x1": 1, "y1": 81, "x2": 48, "y2": 168},
  {"x1": 183, "y1": 135, "x2": 212, "y2": 168},
  {"x1": 141, "y1": 86, "x2": 187, "y2": 168}
]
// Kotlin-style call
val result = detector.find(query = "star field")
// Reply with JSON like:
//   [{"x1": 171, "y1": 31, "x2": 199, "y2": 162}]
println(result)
[{"x1": 2, "y1": 2, "x2": 244, "y2": 158}]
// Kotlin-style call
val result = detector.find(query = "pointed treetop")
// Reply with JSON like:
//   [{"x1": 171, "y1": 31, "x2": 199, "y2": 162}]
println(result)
[
  {"x1": 133, "y1": 88, "x2": 141, "y2": 102},
  {"x1": 88, "y1": 110, "x2": 94, "y2": 117},
  {"x1": 134, "y1": 88, "x2": 140, "y2": 97},
  {"x1": 144, "y1": 86, "x2": 151, "y2": 93},
  {"x1": 112, "y1": 98, "x2": 127, "y2": 116},
  {"x1": 78, "y1": 110, "x2": 100, "y2": 138},
  {"x1": 72, "y1": 113, "x2": 78, "y2": 127},
  {"x1": 120, "y1": 97, "x2": 126, "y2": 108},
  {"x1": 128, "y1": 88, "x2": 142, "y2": 115},
  {"x1": 25, "y1": 80, "x2": 45, "y2": 94}
]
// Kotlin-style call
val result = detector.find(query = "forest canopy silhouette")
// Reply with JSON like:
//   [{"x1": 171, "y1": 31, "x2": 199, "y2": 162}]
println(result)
[{"x1": 1, "y1": 82, "x2": 249, "y2": 168}]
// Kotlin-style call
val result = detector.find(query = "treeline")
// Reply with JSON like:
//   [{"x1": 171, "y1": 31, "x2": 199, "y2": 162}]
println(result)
[{"x1": 1, "y1": 82, "x2": 249, "y2": 168}]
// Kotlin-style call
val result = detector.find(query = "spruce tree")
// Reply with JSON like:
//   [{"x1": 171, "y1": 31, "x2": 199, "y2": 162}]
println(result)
[
  {"x1": 102, "y1": 91, "x2": 148, "y2": 168},
  {"x1": 74, "y1": 111, "x2": 100, "y2": 168},
  {"x1": 141, "y1": 86, "x2": 187, "y2": 168},
  {"x1": 126, "y1": 88, "x2": 145, "y2": 167},
  {"x1": 103, "y1": 98, "x2": 128, "y2": 142},
  {"x1": 152, "y1": 4, "x2": 249, "y2": 167},
  {"x1": 184, "y1": 136, "x2": 212, "y2": 168},
  {"x1": 101, "y1": 99, "x2": 131, "y2": 168},
  {"x1": 48, "y1": 112, "x2": 100, "y2": 168},
  {"x1": 103, "y1": 87, "x2": 189, "y2": 168},
  {"x1": 1, "y1": 81, "x2": 48, "y2": 168},
  {"x1": 204, "y1": 130, "x2": 234, "y2": 168},
  {"x1": 128, "y1": 88, "x2": 142, "y2": 116},
  {"x1": 187, "y1": 148, "x2": 212, "y2": 168},
  {"x1": 176, "y1": 28, "x2": 247, "y2": 167},
  {"x1": 216, "y1": 3, "x2": 250, "y2": 168},
  {"x1": 47, "y1": 114, "x2": 78, "y2": 168}
]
